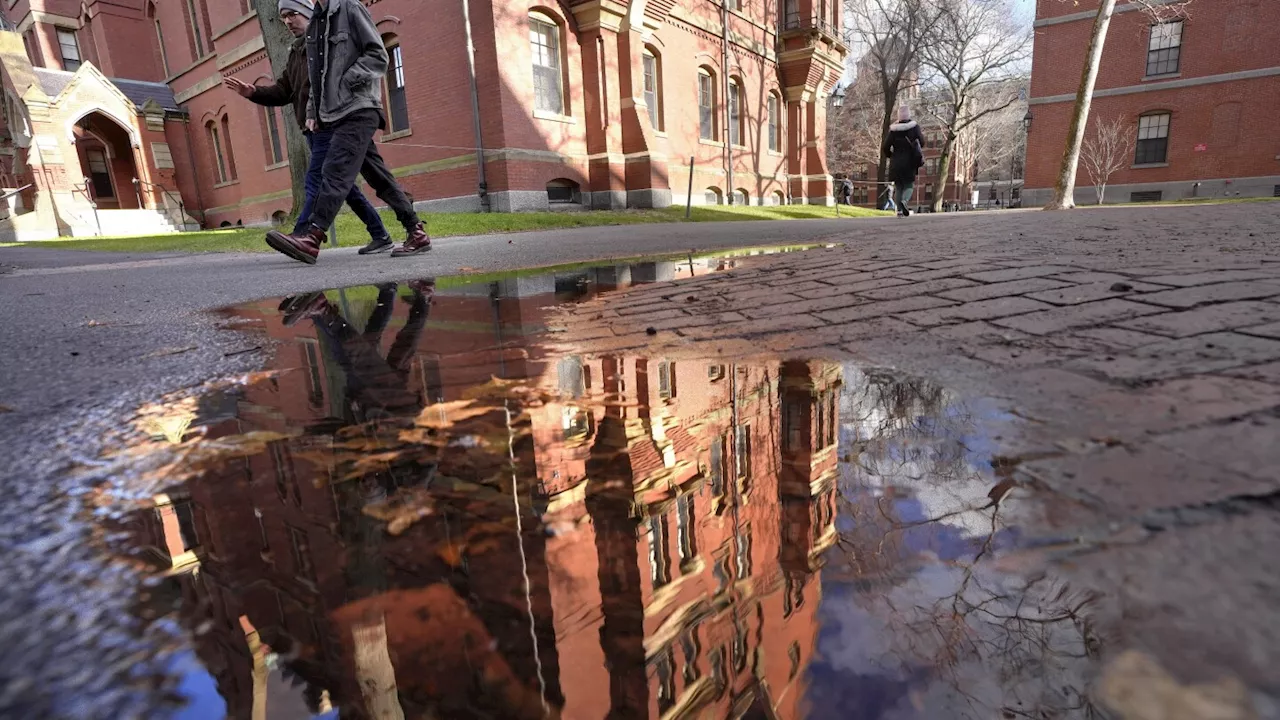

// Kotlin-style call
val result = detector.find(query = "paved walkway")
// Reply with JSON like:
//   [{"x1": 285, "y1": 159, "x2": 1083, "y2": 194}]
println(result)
[{"x1": 550, "y1": 201, "x2": 1280, "y2": 701}]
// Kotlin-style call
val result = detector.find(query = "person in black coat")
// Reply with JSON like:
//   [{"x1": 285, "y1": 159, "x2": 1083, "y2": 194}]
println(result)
[{"x1": 881, "y1": 105, "x2": 925, "y2": 217}]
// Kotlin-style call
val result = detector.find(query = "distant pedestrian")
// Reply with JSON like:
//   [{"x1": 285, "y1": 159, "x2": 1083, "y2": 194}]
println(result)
[
  {"x1": 224, "y1": 0, "x2": 393, "y2": 255},
  {"x1": 840, "y1": 177, "x2": 854, "y2": 205},
  {"x1": 264, "y1": 0, "x2": 430, "y2": 265},
  {"x1": 882, "y1": 105, "x2": 924, "y2": 217}
]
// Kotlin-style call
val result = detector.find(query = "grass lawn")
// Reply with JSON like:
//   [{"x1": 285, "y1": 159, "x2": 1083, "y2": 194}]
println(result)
[{"x1": 2, "y1": 205, "x2": 888, "y2": 254}]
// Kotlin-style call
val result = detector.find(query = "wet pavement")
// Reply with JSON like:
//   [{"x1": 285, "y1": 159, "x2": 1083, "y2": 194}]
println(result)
[{"x1": 88, "y1": 252, "x2": 1121, "y2": 719}]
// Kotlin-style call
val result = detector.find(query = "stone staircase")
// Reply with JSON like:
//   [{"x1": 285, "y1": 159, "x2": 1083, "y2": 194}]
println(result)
[{"x1": 68, "y1": 208, "x2": 199, "y2": 237}]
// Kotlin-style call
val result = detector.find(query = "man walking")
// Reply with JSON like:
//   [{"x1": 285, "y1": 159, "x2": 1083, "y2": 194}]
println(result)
[
  {"x1": 225, "y1": 0, "x2": 393, "y2": 255},
  {"x1": 264, "y1": 0, "x2": 430, "y2": 264}
]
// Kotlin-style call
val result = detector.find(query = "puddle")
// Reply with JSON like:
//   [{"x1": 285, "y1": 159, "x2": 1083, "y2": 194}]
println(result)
[{"x1": 100, "y1": 250, "x2": 1108, "y2": 719}]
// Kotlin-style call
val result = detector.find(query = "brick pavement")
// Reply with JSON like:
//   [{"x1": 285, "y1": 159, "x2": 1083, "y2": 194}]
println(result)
[{"x1": 547, "y1": 202, "x2": 1280, "y2": 694}]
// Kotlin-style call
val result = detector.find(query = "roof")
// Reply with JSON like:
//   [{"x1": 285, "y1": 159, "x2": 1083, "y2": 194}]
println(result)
[{"x1": 30, "y1": 67, "x2": 184, "y2": 113}]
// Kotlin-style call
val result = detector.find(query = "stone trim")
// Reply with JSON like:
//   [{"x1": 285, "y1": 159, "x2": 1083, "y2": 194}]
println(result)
[
  {"x1": 216, "y1": 37, "x2": 266, "y2": 71},
  {"x1": 1030, "y1": 66, "x2": 1280, "y2": 105},
  {"x1": 1034, "y1": 0, "x2": 1181, "y2": 27}
]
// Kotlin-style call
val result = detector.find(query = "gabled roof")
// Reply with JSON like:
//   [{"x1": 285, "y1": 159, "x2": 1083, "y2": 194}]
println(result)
[{"x1": 31, "y1": 67, "x2": 184, "y2": 113}]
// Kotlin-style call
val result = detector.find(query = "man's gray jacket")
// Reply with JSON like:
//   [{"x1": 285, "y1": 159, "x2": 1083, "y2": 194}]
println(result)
[{"x1": 305, "y1": 0, "x2": 388, "y2": 125}]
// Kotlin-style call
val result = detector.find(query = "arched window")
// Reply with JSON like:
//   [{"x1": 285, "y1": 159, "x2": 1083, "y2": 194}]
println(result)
[
  {"x1": 773, "y1": 190, "x2": 785, "y2": 206},
  {"x1": 767, "y1": 92, "x2": 781, "y2": 152},
  {"x1": 1136, "y1": 111, "x2": 1171, "y2": 165},
  {"x1": 529, "y1": 12, "x2": 565, "y2": 115},
  {"x1": 206, "y1": 120, "x2": 228, "y2": 183},
  {"x1": 262, "y1": 107, "x2": 285, "y2": 164},
  {"x1": 733, "y1": 188, "x2": 748, "y2": 206},
  {"x1": 383, "y1": 35, "x2": 410, "y2": 132},
  {"x1": 704, "y1": 187, "x2": 722, "y2": 205},
  {"x1": 547, "y1": 178, "x2": 579, "y2": 204},
  {"x1": 220, "y1": 115, "x2": 238, "y2": 181},
  {"x1": 642, "y1": 46, "x2": 663, "y2": 131},
  {"x1": 697, "y1": 67, "x2": 716, "y2": 141},
  {"x1": 728, "y1": 78, "x2": 743, "y2": 146}
]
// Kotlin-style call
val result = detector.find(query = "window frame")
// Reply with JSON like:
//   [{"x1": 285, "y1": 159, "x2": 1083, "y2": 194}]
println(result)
[
  {"x1": 1146, "y1": 20, "x2": 1183, "y2": 77},
  {"x1": 263, "y1": 107, "x2": 285, "y2": 165},
  {"x1": 1135, "y1": 112, "x2": 1171, "y2": 165},
  {"x1": 85, "y1": 148, "x2": 115, "y2": 200},
  {"x1": 698, "y1": 69, "x2": 717, "y2": 141},
  {"x1": 207, "y1": 120, "x2": 228, "y2": 184},
  {"x1": 220, "y1": 115, "x2": 238, "y2": 181},
  {"x1": 186, "y1": 0, "x2": 207, "y2": 58},
  {"x1": 767, "y1": 92, "x2": 780, "y2": 152},
  {"x1": 529, "y1": 13, "x2": 566, "y2": 116},
  {"x1": 642, "y1": 48, "x2": 663, "y2": 131},
  {"x1": 728, "y1": 78, "x2": 743, "y2": 147},
  {"x1": 56, "y1": 28, "x2": 81, "y2": 72},
  {"x1": 384, "y1": 40, "x2": 410, "y2": 133}
]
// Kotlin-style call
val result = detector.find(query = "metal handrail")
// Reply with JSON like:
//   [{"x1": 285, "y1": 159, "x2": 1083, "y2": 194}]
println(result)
[
  {"x1": 74, "y1": 178, "x2": 102, "y2": 236},
  {"x1": 132, "y1": 177, "x2": 189, "y2": 230}
]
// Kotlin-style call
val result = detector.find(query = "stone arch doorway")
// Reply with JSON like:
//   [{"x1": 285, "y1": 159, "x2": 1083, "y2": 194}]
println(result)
[{"x1": 72, "y1": 112, "x2": 140, "y2": 210}]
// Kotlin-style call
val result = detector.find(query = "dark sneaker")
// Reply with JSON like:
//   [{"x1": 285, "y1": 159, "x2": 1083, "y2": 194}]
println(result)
[
  {"x1": 358, "y1": 236, "x2": 394, "y2": 255},
  {"x1": 903, "y1": 207, "x2": 911, "y2": 217},
  {"x1": 265, "y1": 225, "x2": 324, "y2": 265},
  {"x1": 390, "y1": 222, "x2": 432, "y2": 257}
]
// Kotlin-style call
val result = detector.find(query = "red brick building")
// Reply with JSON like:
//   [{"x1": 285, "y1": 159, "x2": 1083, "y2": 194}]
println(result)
[
  {"x1": 0, "y1": 0, "x2": 846, "y2": 237},
  {"x1": 1024, "y1": 0, "x2": 1280, "y2": 206}
]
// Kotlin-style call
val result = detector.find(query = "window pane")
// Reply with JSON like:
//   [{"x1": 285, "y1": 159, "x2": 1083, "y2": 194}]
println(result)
[
  {"x1": 58, "y1": 30, "x2": 80, "y2": 71},
  {"x1": 729, "y1": 82, "x2": 740, "y2": 146},
  {"x1": 266, "y1": 108, "x2": 283, "y2": 163},
  {"x1": 530, "y1": 18, "x2": 563, "y2": 114},
  {"x1": 1149, "y1": 21, "x2": 1182, "y2": 51},
  {"x1": 768, "y1": 96, "x2": 778, "y2": 151},
  {"x1": 698, "y1": 73, "x2": 713, "y2": 140},
  {"x1": 387, "y1": 45, "x2": 410, "y2": 131},
  {"x1": 643, "y1": 53, "x2": 658, "y2": 129}
]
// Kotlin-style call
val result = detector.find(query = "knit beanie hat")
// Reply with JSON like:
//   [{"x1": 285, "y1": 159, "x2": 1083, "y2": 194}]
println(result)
[
  {"x1": 278, "y1": 0, "x2": 314, "y2": 19},
  {"x1": 898, "y1": 105, "x2": 911, "y2": 122}
]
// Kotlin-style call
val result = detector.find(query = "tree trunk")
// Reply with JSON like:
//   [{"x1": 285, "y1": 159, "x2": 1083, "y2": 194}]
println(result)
[
  {"x1": 1097, "y1": 183, "x2": 1106, "y2": 205},
  {"x1": 932, "y1": 136, "x2": 955, "y2": 213},
  {"x1": 253, "y1": 0, "x2": 309, "y2": 223},
  {"x1": 1046, "y1": 0, "x2": 1118, "y2": 210}
]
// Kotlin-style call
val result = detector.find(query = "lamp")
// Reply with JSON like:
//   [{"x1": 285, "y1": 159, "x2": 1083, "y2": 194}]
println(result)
[{"x1": 1022, "y1": 110, "x2": 1033, "y2": 132}]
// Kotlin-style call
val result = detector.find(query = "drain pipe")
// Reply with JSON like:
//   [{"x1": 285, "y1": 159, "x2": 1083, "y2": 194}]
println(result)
[
  {"x1": 721, "y1": 1, "x2": 733, "y2": 204},
  {"x1": 462, "y1": 0, "x2": 490, "y2": 212}
]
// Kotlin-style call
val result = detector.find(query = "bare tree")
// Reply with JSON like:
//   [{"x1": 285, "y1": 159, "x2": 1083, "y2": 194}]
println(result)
[
  {"x1": 919, "y1": 0, "x2": 1031, "y2": 212},
  {"x1": 1080, "y1": 115, "x2": 1133, "y2": 205},
  {"x1": 252, "y1": 0, "x2": 310, "y2": 223},
  {"x1": 1045, "y1": 0, "x2": 1193, "y2": 209},
  {"x1": 844, "y1": 0, "x2": 938, "y2": 205}
]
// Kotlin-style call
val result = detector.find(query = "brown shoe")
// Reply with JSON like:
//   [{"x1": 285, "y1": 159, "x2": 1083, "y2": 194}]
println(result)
[
  {"x1": 265, "y1": 225, "x2": 324, "y2": 265},
  {"x1": 390, "y1": 222, "x2": 431, "y2": 257}
]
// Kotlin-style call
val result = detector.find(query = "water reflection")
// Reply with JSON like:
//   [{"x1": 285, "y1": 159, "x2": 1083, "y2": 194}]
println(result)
[{"x1": 112, "y1": 258, "x2": 1101, "y2": 719}]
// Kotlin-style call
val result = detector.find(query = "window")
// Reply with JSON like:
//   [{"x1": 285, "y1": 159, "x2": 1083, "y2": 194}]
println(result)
[
  {"x1": 1135, "y1": 112, "x2": 1170, "y2": 164},
  {"x1": 155, "y1": 20, "x2": 170, "y2": 76},
  {"x1": 186, "y1": 0, "x2": 206, "y2": 58},
  {"x1": 728, "y1": 79, "x2": 742, "y2": 146},
  {"x1": 676, "y1": 495, "x2": 697, "y2": 563},
  {"x1": 385, "y1": 42, "x2": 409, "y2": 132},
  {"x1": 22, "y1": 30, "x2": 40, "y2": 66},
  {"x1": 207, "y1": 121, "x2": 228, "y2": 183},
  {"x1": 288, "y1": 526, "x2": 314, "y2": 581},
  {"x1": 57, "y1": 29, "x2": 81, "y2": 71},
  {"x1": 767, "y1": 93, "x2": 780, "y2": 152},
  {"x1": 698, "y1": 69, "x2": 716, "y2": 140},
  {"x1": 1147, "y1": 21, "x2": 1182, "y2": 76},
  {"x1": 736, "y1": 527, "x2": 752, "y2": 579},
  {"x1": 86, "y1": 149, "x2": 114, "y2": 199},
  {"x1": 530, "y1": 14, "x2": 564, "y2": 115},
  {"x1": 925, "y1": 184, "x2": 933, "y2": 202},
  {"x1": 657, "y1": 360, "x2": 675, "y2": 399},
  {"x1": 264, "y1": 107, "x2": 284, "y2": 164},
  {"x1": 710, "y1": 437, "x2": 725, "y2": 497},
  {"x1": 704, "y1": 187, "x2": 722, "y2": 205},
  {"x1": 735, "y1": 424, "x2": 752, "y2": 480},
  {"x1": 783, "y1": 0, "x2": 799, "y2": 29},
  {"x1": 732, "y1": 189, "x2": 748, "y2": 206},
  {"x1": 174, "y1": 502, "x2": 200, "y2": 552},
  {"x1": 708, "y1": 364, "x2": 726, "y2": 381},
  {"x1": 220, "y1": 115, "x2": 238, "y2": 180},
  {"x1": 648, "y1": 515, "x2": 671, "y2": 589},
  {"x1": 642, "y1": 49, "x2": 662, "y2": 131},
  {"x1": 547, "y1": 178, "x2": 579, "y2": 203}
]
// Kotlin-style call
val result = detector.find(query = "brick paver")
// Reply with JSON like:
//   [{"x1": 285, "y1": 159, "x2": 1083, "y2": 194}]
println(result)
[
  {"x1": 991, "y1": 299, "x2": 1166, "y2": 335},
  {"x1": 1137, "y1": 281, "x2": 1280, "y2": 309}
]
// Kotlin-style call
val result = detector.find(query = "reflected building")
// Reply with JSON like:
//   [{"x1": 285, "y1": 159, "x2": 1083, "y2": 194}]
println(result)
[{"x1": 128, "y1": 263, "x2": 837, "y2": 720}]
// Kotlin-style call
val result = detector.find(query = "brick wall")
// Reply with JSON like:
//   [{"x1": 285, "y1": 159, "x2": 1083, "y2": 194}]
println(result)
[{"x1": 1026, "y1": 0, "x2": 1280, "y2": 202}]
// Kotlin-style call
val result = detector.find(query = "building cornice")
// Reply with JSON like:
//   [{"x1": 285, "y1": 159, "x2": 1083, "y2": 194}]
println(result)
[
  {"x1": 1029, "y1": 66, "x2": 1280, "y2": 105},
  {"x1": 1034, "y1": 0, "x2": 1181, "y2": 27}
]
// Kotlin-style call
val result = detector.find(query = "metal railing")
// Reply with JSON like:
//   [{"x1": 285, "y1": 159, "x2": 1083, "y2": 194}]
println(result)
[
  {"x1": 781, "y1": 13, "x2": 838, "y2": 37},
  {"x1": 132, "y1": 177, "x2": 189, "y2": 230},
  {"x1": 73, "y1": 178, "x2": 102, "y2": 236}
]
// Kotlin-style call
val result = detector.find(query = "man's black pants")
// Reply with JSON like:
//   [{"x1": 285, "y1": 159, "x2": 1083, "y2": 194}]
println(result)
[{"x1": 308, "y1": 109, "x2": 419, "y2": 233}]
